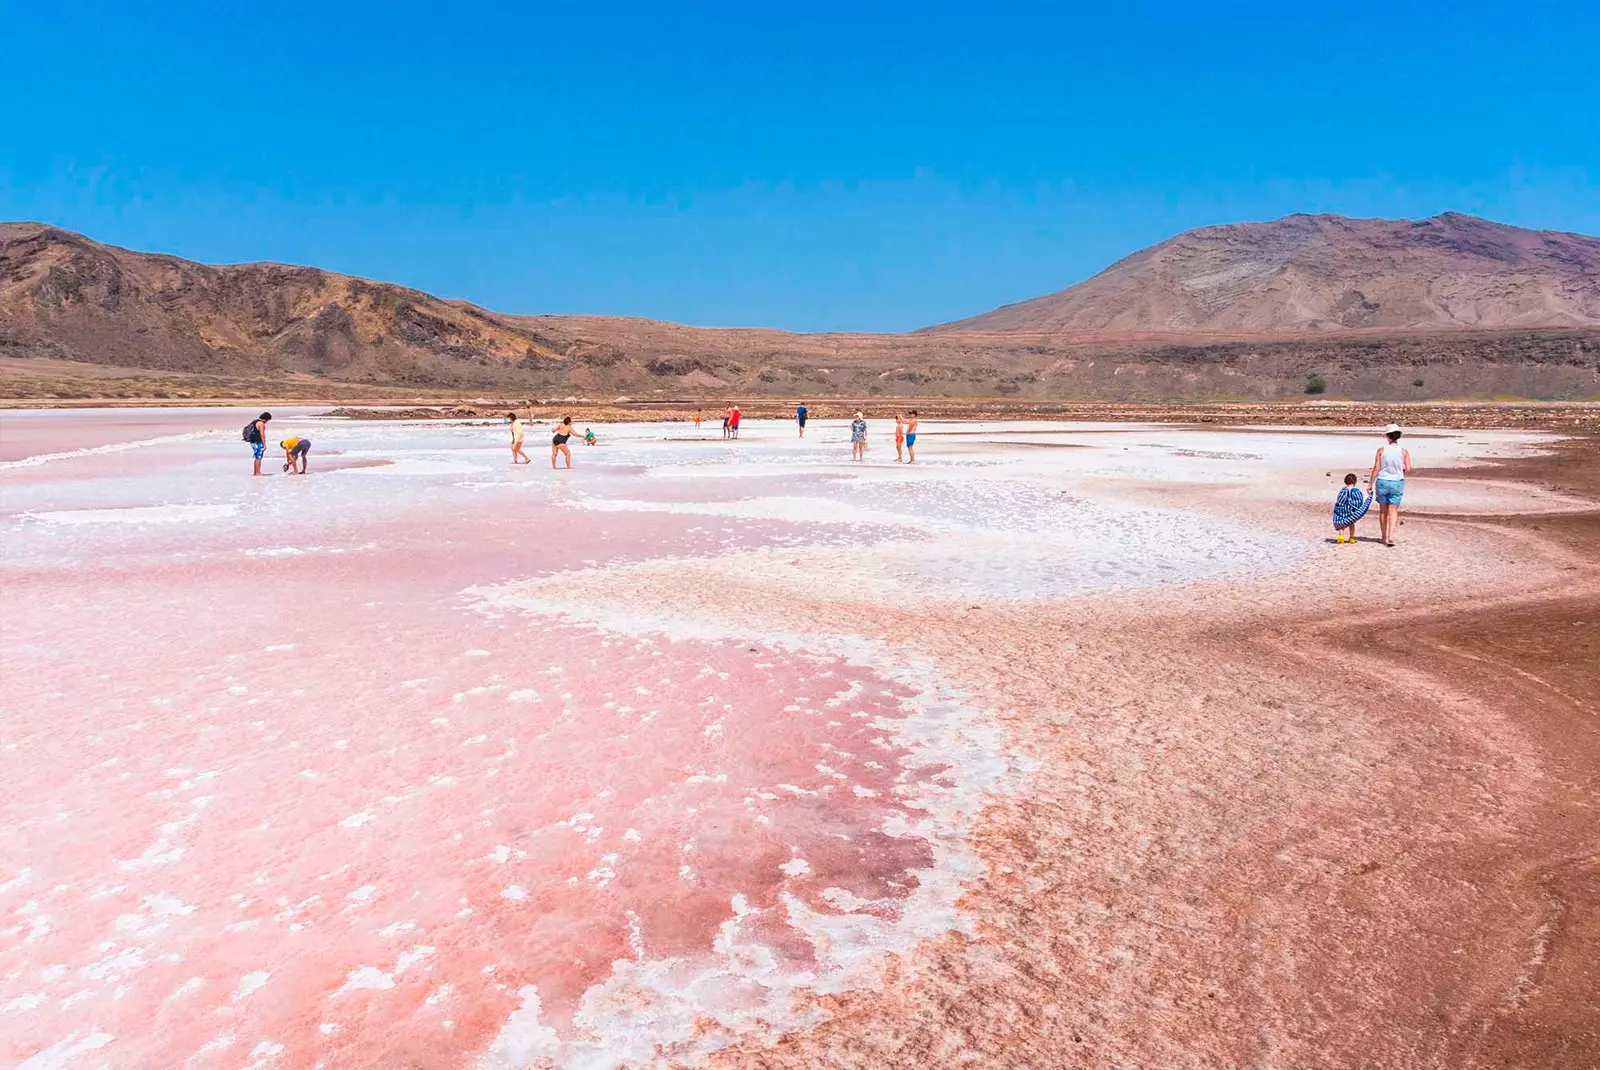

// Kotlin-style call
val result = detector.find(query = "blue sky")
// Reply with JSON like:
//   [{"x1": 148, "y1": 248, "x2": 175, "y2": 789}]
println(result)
[{"x1": 3, "y1": 2, "x2": 1596, "y2": 331}]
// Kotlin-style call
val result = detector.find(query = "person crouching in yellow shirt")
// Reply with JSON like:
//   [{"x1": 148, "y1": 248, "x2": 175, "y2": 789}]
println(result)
[{"x1": 280, "y1": 436, "x2": 311, "y2": 474}]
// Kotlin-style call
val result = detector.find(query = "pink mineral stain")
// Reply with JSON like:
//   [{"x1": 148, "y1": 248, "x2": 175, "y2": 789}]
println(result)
[{"x1": 1, "y1": 415, "x2": 957, "y2": 1066}]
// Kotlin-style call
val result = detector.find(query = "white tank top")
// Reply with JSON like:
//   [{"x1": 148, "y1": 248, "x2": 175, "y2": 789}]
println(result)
[{"x1": 1378, "y1": 442, "x2": 1406, "y2": 481}]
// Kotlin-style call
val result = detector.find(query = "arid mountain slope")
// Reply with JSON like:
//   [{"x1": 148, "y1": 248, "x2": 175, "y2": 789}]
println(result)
[
  {"x1": 936, "y1": 213, "x2": 1600, "y2": 334},
  {"x1": 3, "y1": 218, "x2": 1599, "y2": 401},
  {"x1": 0, "y1": 222, "x2": 565, "y2": 385}
]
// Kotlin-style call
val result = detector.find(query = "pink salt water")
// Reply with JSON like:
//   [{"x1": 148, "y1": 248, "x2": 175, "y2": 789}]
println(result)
[
  {"x1": 0, "y1": 411, "x2": 1014, "y2": 1067},
  {"x1": 7, "y1": 409, "x2": 1534, "y2": 1066}
]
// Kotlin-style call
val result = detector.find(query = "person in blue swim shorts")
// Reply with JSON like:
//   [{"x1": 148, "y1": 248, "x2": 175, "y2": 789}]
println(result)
[
  {"x1": 904, "y1": 410, "x2": 919, "y2": 464},
  {"x1": 1367, "y1": 423, "x2": 1412, "y2": 547},
  {"x1": 243, "y1": 411, "x2": 271, "y2": 476}
]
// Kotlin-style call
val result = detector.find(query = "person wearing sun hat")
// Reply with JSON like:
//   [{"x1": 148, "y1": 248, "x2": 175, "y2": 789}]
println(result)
[
  {"x1": 1368, "y1": 422, "x2": 1412, "y2": 546},
  {"x1": 850, "y1": 411, "x2": 868, "y2": 461}
]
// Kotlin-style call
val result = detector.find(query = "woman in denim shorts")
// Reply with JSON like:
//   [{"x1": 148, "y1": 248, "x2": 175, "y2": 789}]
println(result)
[{"x1": 1367, "y1": 423, "x2": 1412, "y2": 547}]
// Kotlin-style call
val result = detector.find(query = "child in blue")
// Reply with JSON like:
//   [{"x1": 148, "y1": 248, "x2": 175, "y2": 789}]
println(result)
[{"x1": 1332, "y1": 473, "x2": 1369, "y2": 544}]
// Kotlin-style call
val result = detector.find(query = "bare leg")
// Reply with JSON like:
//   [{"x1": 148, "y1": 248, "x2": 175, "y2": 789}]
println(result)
[
  {"x1": 1388, "y1": 505, "x2": 1400, "y2": 545},
  {"x1": 551, "y1": 445, "x2": 559, "y2": 469},
  {"x1": 895, "y1": 439, "x2": 903, "y2": 462},
  {"x1": 907, "y1": 442, "x2": 915, "y2": 464}
]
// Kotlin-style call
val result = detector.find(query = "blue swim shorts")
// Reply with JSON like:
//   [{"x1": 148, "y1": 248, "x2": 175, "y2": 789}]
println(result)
[
  {"x1": 1375, "y1": 478, "x2": 1404, "y2": 505},
  {"x1": 251, "y1": 441, "x2": 266, "y2": 460},
  {"x1": 905, "y1": 433, "x2": 917, "y2": 447}
]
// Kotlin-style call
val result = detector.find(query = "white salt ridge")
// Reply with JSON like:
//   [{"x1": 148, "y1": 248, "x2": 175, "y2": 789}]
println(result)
[
  {"x1": 0, "y1": 429, "x2": 221, "y2": 470},
  {"x1": 335, "y1": 966, "x2": 395, "y2": 994},
  {"x1": 23, "y1": 503, "x2": 241, "y2": 525},
  {"x1": 17, "y1": 1029, "x2": 115, "y2": 1069},
  {"x1": 472, "y1": 593, "x2": 1025, "y2": 1067}
]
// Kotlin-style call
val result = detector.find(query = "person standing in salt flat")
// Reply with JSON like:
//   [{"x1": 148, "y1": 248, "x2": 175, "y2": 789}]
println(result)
[
  {"x1": 850, "y1": 412, "x2": 868, "y2": 461},
  {"x1": 244, "y1": 411, "x2": 271, "y2": 476},
  {"x1": 796, "y1": 402, "x2": 808, "y2": 438},
  {"x1": 904, "y1": 410, "x2": 920, "y2": 463},
  {"x1": 551, "y1": 415, "x2": 578, "y2": 469},
  {"x1": 1368, "y1": 423, "x2": 1412, "y2": 547},
  {"x1": 508, "y1": 412, "x2": 530, "y2": 464},
  {"x1": 893, "y1": 413, "x2": 906, "y2": 462},
  {"x1": 729, "y1": 404, "x2": 742, "y2": 439}
]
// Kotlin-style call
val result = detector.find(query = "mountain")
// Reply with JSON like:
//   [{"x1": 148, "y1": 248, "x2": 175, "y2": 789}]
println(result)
[
  {"x1": 935, "y1": 213, "x2": 1600, "y2": 334},
  {"x1": 0, "y1": 222, "x2": 567, "y2": 385},
  {"x1": 3, "y1": 216, "x2": 1599, "y2": 402}
]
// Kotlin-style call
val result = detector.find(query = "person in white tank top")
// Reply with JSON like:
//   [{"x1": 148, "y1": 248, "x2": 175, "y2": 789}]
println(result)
[{"x1": 1368, "y1": 423, "x2": 1412, "y2": 547}]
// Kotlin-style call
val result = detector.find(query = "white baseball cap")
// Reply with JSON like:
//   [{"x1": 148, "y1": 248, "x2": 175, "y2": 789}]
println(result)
[{"x1": 1384, "y1": 423, "x2": 1402, "y2": 434}]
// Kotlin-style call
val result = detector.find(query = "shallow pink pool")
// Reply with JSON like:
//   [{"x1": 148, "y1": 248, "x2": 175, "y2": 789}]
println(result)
[{"x1": 1, "y1": 412, "x2": 1012, "y2": 1067}]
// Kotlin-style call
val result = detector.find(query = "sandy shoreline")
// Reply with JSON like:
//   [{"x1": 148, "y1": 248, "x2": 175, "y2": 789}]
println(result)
[{"x1": 686, "y1": 436, "x2": 1600, "y2": 1068}]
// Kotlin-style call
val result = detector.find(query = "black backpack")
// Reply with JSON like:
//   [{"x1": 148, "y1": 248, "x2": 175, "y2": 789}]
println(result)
[{"x1": 242, "y1": 420, "x2": 261, "y2": 443}]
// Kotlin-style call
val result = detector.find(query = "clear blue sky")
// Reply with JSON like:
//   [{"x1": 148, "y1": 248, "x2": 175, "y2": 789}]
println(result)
[{"x1": 3, "y1": 2, "x2": 1596, "y2": 332}]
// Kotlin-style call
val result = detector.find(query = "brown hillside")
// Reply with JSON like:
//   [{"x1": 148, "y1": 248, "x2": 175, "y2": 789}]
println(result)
[
  {"x1": 935, "y1": 213, "x2": 1600, "y2": 334},
  {"x1": 3, "y1": 218, "x2": 1599, "y2": 401}
]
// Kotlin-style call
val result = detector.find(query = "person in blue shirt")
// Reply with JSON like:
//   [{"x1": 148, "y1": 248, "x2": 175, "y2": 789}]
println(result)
[
  {"x1": 796, "y1": 403, "x2": 808, "y2": 438},
  {"x1": 1332, "y1": 473, "x2": 1370, "y2": 544}
]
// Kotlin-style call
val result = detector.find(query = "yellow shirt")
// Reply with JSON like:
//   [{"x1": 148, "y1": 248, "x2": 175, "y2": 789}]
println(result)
[{"x1": 280, "y1": 437, "x2": 302, "y2": 450}]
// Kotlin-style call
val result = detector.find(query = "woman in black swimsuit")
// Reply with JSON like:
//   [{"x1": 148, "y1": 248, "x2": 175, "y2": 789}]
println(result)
[{"x1": 551, "y1": 415, "x2": 577, "y2": 469}]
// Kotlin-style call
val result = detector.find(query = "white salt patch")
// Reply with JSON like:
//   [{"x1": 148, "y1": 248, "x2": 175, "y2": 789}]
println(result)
[
  {"x1": 319, "y1": 1023, "x2": 339, "y2": 1036},
  {"x1": 425, "y1": 984, "x2": 454, "y2": 1006},
  {"x1": 346, "y1": 885, "x2": 377, "y2": 903},
  {"x1": 232, "y1": 972, "x2": 271, "y2": 1002},
  {"x1": 487, "y1": 846, "x2": 512, "y2": 864},
  {"x1": 248, "y1": 1040, "x2": 285, "y2": 1060},
  {"x1": 23, "y1": 503, "x2": 239, "y2": 525},
  {"x1": 506, "y1": 689, "x2": 539, "y2": 702},
  {"x1": 338, "y1": 811, "x2": 373, "y2": 829},
  {"x1": 144, "y1": 893, "x2": 194, "y2": 917},
  {"x1": 779, "y1": 858, "x2": 812, "y2": 877},
  {"x1": 335, "y1": 966, "x2": 395, "y2": 994},
  {"x1": 39, "y1": 965, "x2": 66, "y2": 982},
  {"x1": 395, "y1": 945, "x2": 435, "y2": 974},
  {"x1": 5, "y1": 993, "x2": 45, "y2": 1011},
  {"x1": 501, "y1": 885, "x2": 528, "y2": 902},
  {"x1": 483, "y1": 986, "x2": 560, "y2": 1066},
  {"x1": 820, "y1": 887, "x2": 876, "y2": 911},
  {"x1": 19, "y1": 1030, "x2": 115, "y2": 1069},
  {"x1": 168, "y1": 977, "x2": 205, "y2": 1001},
  {"x1": 463, "y1": 649, "x2": 491, "y2": 657},
  {"x1": 377, "y1": 920, "x2": 417, "y2": 938},
  {"x1": 264, "y1": 643, "x2": 296, "y2": 652}
]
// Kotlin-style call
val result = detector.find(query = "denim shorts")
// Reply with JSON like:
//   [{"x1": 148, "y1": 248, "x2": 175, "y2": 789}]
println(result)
[{"x1": 1375, "y1": 478, "x2": 1404, "y2": 505}]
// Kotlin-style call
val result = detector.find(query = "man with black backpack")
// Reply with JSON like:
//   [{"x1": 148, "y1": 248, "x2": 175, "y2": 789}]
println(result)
[{"x1": 243, "y1": 412, "x2": 272, "y2": 475}]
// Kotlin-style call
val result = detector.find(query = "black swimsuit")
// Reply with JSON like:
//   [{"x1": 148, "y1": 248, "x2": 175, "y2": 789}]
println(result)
[{"x1": 552, "y1": 430, "x2": 571, "y2": 445}]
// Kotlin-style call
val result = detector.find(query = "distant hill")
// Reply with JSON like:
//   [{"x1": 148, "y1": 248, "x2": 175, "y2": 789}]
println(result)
[
  {"x1": 934, "y1": 213, "x2": 1600, "y2": 334},
  {"x1": 0, "y1": 222, "x2": 566, "y2": 385},
  {"x1": 3, "y1": 216, "x2": 1598, "y2": 402}
]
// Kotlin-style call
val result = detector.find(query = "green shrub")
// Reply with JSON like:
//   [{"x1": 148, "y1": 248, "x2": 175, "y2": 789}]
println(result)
[
  {"x1": 1304, "y1": 376, "x2": 1327, "y2": 395},
  {"x1": 1412, "y1": 378, "x2": 1425, "y2": 387}
]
